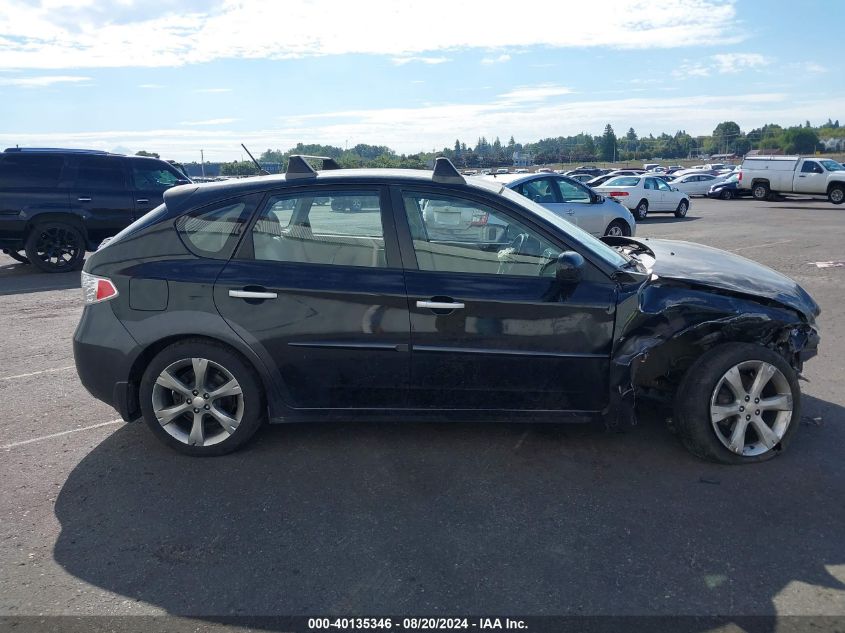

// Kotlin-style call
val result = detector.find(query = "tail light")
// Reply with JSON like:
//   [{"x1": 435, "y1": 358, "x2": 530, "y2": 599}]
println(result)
[
  {"x1": 81, "y1": 271, "x2": 119, "y2": 304},
  {"x1": 608, "y1": 191, "x2": 629, "y2": 197},
  {"x1": 738, "y1": 171, "x2": 742, "y2": 182},
  {"x1": 470, "y1": 211, "x2": 489, "y2": 226}
]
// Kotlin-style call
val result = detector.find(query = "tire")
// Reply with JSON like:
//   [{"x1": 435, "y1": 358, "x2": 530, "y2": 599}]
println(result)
[
  {"x1": 5, "y1": 250, "x2": 29, "y2": 264},
  {"x1": 752, "y1": 183, "x2": 770, "y2": 201},
  {"x1": 674, "y1": 200, "x2": 689, "y2": 218},
  {"x1": 634, "y1": 199, "x2": 648, "y2": 220},
  {"x1": 604, "y1": 219, "x2": 631, "y2": 237},
  {"x1": 829, "y1": 185, "x2": 845, "y2": 205},
  {"x1": 24, "y1": 222, "x2": 85, "y2": 273},
  {"x1": 674, "y1": 343, "x2": 801, "y2": 464},
  {"x1": 719, "y1": 189, "x2": 733, "y2": 200},
  {"x1": 139, "y1": 339, "x2": 265, "y2": 456}
]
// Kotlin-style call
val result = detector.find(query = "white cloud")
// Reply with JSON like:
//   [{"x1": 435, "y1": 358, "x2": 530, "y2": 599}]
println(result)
[
  {"x1": 711, "y1": 52, "x2": 770, "y2": 73},
  {"x1": 497, "y1": 84, "x2": 574, "y2": 103},
  {"x1": 789, "y1": 61, "x2": 827, "y2": 74},
  {"x1": 0, "y1": 0, "x2": 741, "y2": 69},
  {"x1": 674, "y1": 52, "x2": 770, "y2": 78},
  {"x1": 0, "y1": 74, "x2": 91, "y2": 87},
  {"x1": 392, "y1": 56, "x2": 450, "y2": 65},
  {"x1": 180, "y1": 118, "x2": 239, "y2": 126},
  {"x1": 481, "y1": 54, "x2": 511, "y2": 65}
]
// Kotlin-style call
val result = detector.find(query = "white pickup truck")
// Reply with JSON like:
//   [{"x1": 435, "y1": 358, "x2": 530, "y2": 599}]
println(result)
[{"x1": 738, "y1": 155, "x2": 845, "y2": 204}]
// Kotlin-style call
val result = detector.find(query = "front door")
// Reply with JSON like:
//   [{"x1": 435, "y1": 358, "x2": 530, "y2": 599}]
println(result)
[
  {"x1": 127, "y1": 158, "x2": 183, "y2": 217},
  {"x1": 395, "y1": 186, "x2": 617, "y2": 412},
  {"x1": 795, "y1": 161, "x2": 826, "y2": 194},
  {"x1": 214, "y1": 186, "x2": 411, "y2": 410}
]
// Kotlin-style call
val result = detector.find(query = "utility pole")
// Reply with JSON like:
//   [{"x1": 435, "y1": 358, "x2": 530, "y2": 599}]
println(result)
[{"x1": 200, "y1": 150, "x2": 205, "y2": 177}]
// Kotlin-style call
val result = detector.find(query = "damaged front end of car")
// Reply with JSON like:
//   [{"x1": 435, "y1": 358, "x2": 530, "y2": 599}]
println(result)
[{"x1": 600, "y1": 237, "x2": 820, "y2": 428}]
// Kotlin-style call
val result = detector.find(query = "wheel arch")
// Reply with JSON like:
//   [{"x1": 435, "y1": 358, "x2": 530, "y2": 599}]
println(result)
[
  {"x1": 23, "y1": 212, "x2": 88, "y2": 244},
  {"x1": 126, "y1": 333, "x2": 282, "y2": 421},
  {"x1": 827, "y1": 180, "x2": 844, "y2": 194}
]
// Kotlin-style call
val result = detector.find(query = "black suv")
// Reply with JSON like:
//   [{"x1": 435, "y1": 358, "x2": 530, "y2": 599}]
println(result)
[
  {"x1": 0, "y1": 148, "x2": 190, "y2": 272},
  {"x1": 73, "y1": 157, "x2": 820, "y2": 463}
]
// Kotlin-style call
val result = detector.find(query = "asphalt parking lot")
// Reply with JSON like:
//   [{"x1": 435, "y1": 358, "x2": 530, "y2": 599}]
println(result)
[{"x1": 1, "y1": 195, "x2": 844, "y2": 625}]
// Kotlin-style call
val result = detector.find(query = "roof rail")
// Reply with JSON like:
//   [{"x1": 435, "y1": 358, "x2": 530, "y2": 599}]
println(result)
[
  {"x1": 3, "y1": 147, "x2": 114, "y2": 155},
  {"x1": 432, "y1": 157, "x2": 465, "y2": 184},
  {"x1": 286, "y1": 155, "x2": 341, "y2": 179}
]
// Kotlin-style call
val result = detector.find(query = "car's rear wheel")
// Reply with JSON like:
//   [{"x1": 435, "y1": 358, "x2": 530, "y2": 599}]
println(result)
[
  {"x1": 719, "y1": 189, "x2": 733, "y2": 200},
  {"x1": 4, "y1": 250, "x2": 29, "y2": 264},
  {"x1": 139, "y1": 339, "x2": 265, "y2": 456},
  {"x1": 634, "y1": 199, "x2": 648, "y2": 220},
  {"x1": 674, "y1": 343, "x2": 800, "y2": 464},
  {"x1": 604, "y1": 219, "x2": 631, "y2": 237},
  {"x1": 24, "y1": 222, "x2": 85, "y2": 273},
  {"x1": 829, "y1": 185, "x2": 844, "y2": 205},
  {"x1": 752, "y1": 183, "x2": 770, "y2": 200},
  {"x1": 674, "y1": 200, "x2": 689, "y2": 218}
]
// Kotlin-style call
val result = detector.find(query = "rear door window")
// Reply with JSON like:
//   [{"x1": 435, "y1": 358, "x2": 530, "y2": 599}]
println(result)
[
  {"x1": 176, "y1": 194, "x2": 261, "y2": 259},
  {"x1": 0, "y1": 154, "x2": 65, "y2": 188},
  {"x1": 251, "y1": 190, "x2": 387, "y2": 268},
  {"x1": 74, "y1": 156, "x2": 126, "y2": 190}
]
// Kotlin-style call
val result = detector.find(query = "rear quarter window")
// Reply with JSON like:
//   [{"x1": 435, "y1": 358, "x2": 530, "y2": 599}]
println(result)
[
  {"x1": 0, "y1": 154, "x2": 65, "y2": 188},
  {"x1": 175, "y1": 193, "x2": 262, "y2": 259}
]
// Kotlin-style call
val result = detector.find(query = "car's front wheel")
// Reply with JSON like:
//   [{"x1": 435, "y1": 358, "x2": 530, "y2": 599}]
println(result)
[
  {"x1": 674, "y1": 200, "x2": 689, "y2": 218},
  {"x1": 829, "y1": 185, "x2": 844, "y2": 205},
  {"x1": 604, "y1": 219, "x2": 631, "y2": 237},
  {"x1": 674, "y1": 343, "x2": 800, "y2": 464},
  {"x1": 139, "y1": 339, "x2": 265, "y2": 456},
  {"x1": 719, "y1": 189, "x2": 733, "y2": 200}
]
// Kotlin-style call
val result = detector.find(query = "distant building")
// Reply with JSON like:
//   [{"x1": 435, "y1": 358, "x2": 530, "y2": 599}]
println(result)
[
  {"x1": 746, "y1": 148, "x2": 784, "y2": 156},
  {"x1": 512, "y1": 151, "x2": 533, "y2": 167},
  {"x1": 822, "y1": 138, "x2": 845, "y2": 152},
  {"x1": 709, "y1": 153, "x2": 737, "y2": 161}
]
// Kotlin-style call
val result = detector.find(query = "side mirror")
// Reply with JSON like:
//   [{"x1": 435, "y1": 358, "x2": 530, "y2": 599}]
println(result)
[
  {"x1": 591, "y1": 192, "x2": 604, "y2": 203},
  {"x1": 556, "y1": 251, "x2": 585, "y2": 284},
  {"x1": 175, "y1": 178, "x2": 192, "y2": 186}
]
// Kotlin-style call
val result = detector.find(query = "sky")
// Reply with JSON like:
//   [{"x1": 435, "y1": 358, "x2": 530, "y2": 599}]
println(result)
[{"x1": 0, "y1": 0, "x2": 842, "y2": 162}]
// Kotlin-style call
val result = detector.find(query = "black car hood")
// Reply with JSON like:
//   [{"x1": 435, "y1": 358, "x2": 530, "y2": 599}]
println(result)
[{"x1": 634, "y1": 238, "x2": 820, "y2": 318}]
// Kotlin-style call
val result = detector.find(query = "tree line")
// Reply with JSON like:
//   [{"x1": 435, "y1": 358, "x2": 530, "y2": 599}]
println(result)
[{"x1": 173, "y1": 118, "x2": 843, "y2": 175}]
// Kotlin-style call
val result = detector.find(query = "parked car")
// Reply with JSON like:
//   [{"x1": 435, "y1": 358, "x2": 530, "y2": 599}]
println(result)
[
  {"x1": 568, "y1": 173, "x2": 595, "y2": 183},
  {"x1": 593, "y1": 175, "x2": 691, "y2": 220},
  {"x1": 585, "y1": 174, "x2": 617, "y2": 188},
  {"x1": 73, "y1": 156, "x2": 820, "y2": 464},
  {"x1": 670, "y1": 173, "x2": 725, "y2": 197},
  {"x1": 0, "y1": 148, "x2": 191, "y2": 272},
  {"x1": 482, "y1": 172, "x2": 636, "y2": 236},
  {"x1": 707, "y1": 174, "x2": 751, "y2": 200},
  {"x1": 738, "y1": 156, "x2": 845, "y2": 204}
]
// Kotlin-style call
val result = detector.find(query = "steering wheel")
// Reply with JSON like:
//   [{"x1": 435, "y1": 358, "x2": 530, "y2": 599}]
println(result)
[{"x1": 497, "y1": 233, "x2": 527, "y2": 275}]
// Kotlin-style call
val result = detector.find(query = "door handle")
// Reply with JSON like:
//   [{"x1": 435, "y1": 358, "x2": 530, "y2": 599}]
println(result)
[
  {"x1": 798, "y1": 175, "x2": 806, "y2": 178},
  {"x1": 78, "y1": 197, "x2": 92, "y2": 202},
  {"x1": 416, "y1": 300, "x2": 465, "y2": 310},
  {"x1": 229, "y1": 289, "x2": 278, "y2": 300},
  {"x1": 136, "y1": 198, "x2": 149, "y2": 203}
]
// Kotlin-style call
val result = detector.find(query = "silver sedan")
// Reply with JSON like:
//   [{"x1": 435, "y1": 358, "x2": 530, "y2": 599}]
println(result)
[{"x1": 480, "y1": 173, "x2": 637, "y2": 237}]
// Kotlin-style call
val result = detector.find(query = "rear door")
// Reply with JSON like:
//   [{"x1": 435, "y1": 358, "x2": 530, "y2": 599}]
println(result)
[
  {"x1": 214, "y1": 185, "x2": 411, "y2": 410},
  {"x1": 553, "y1": 176, "x2": 604, "y2": 235},
  {"x1": 67, "y1": 155, "x2": 134, "y2": 247},
  {"x1": 394, "y1": 185, "x2": 616, "y2": 412},
  {"x1": 128, "y1": 157, "x2": 185, "y2": 217}
]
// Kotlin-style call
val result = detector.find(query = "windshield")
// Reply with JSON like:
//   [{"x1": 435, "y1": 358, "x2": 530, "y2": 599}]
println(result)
[
  {"x1": 724, "y1": 174, "x2": 739, "y2": 183},
  {"x1": 820, "y1": 159, "x2": 844, "y2": 171},
  {"x1": 497, "y1": 186, "x2": 629, "y2": 268}
]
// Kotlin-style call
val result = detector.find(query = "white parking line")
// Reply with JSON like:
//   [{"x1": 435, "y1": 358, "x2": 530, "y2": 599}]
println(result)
[
  {"x1": 732, "y1": 239, "x2": 793, "y2": 252},
  {"x1": 0, "y1": 366, "x2": 75, "y2": 381},
  {"x1": 1, "y1": 419, "x2": 122, "y2": 450}
]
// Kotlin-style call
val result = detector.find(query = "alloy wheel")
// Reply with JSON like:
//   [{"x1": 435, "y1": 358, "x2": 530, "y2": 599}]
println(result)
[
  {"x1": 709, "y1": 360, "x2": 793, "y2": 457},
  {"x1": 152, "y1": 357, "x2": 245, "y2": 447},
  {"x1": 33, "y1": 226, "x2": 81, "y2": 270}
]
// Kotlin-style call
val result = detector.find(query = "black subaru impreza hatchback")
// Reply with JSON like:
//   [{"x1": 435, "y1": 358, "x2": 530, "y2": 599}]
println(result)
[{"x1": 73, "y1": 156, "x2": 820, "y2": 463}]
